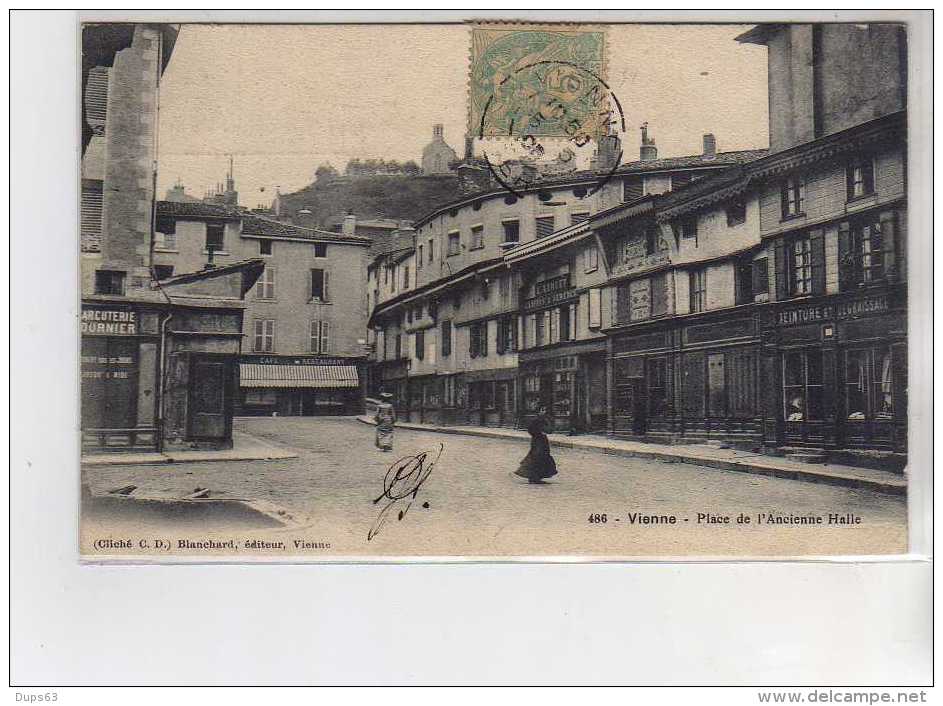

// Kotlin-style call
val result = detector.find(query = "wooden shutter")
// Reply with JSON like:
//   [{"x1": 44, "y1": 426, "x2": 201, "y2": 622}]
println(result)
[
  {"x1": 651, "y1": 273, "x2": 667, "y2": 316},
  {"x1": 496, "y1": 318, "x2": 506, "y2": 354},
  {"x1": 752, "y1": 257, "x2": 769, "y2": 295},
  {"x1": 480, "y1": 321, "x2": 488, "y2": 356},
  {"x1": 728, "y1": 349, "x2": 757, "y2": 418},
  {"x1": 323, "y1": 271, "x2": 330, "y2": 301},
  {"x1": 837, "y1": 221, "x2": 852, "y2": 291},
  {"x1": 773, "y1": 238, "x2": 788, "y2": 300},
  {"x1": 321, "y1": 321, "x2": 331, "y2": 353},
  {"x1": 616, "y1": 283, "x2": 631, "y2": 324},
  {"x1": 810, "y1": 228, "x2": 826, "y2": 295},
  {"x1": 879, "y1": 211, "x2": 897, "y2": 278},
  {"x1": 682, "y1": 352, "x2": 706, "y2": 417}
]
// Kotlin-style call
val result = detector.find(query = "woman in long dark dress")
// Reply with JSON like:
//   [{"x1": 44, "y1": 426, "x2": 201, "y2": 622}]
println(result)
[{"x1": 514, "y1": 416, "x2": 558, "y2": 484}]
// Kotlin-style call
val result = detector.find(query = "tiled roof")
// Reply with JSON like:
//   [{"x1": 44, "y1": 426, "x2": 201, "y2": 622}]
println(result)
[
  {"x1": 370, "y1": 230, "x2": 416, "y2": 259},
  {"x1": 411, "y1": 148, "x2": 768, "y2": 228},
  {"x1": 615, "y1": 149, "x2": 769, "y2": 175},
  {"x1": 156, "y1": 201, "x2": 371, "y2": 244},
  {"x1": 157, "y1": 200, "x2": 241, "y2": 219}
]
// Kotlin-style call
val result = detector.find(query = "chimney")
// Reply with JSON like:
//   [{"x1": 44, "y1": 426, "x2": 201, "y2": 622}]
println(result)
[
  {"x1": 702, "y1": 133, "x2": 717, "y2": 159},
  {"x1": 464, "y1": 134, "x2": 474, "y2": 162},
  {"x1": 342, "y1": 212, "x2": 357, "y2": 235},
  {"x1": 639, "y1": 122, "x2": 657, "y2": 162}
]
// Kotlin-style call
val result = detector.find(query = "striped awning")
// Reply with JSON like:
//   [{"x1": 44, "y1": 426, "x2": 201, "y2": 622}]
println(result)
[{"x1": 239, "y1": 363, "x2": 359, "y2": 389}]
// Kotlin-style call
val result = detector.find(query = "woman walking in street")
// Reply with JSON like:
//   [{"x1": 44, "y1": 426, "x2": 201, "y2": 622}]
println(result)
[
  {"x1": 514, "y1": 415, "x2": 558, "y2": 484},
  {"x1": 374, "y1": 391, "x2": 397, "y2": 452}
]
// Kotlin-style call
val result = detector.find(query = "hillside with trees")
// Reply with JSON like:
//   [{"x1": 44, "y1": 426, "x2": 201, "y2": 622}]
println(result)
[{"x1": 277, "y1": 161, "x2": 461, "y2": 229}]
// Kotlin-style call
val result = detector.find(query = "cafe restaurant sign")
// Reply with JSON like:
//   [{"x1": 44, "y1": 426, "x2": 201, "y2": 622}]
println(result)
[
  {"x1": 776, "y1": 294, "x2": 889, "y2": 326},
  {"x1": 81, "y1": 306, "x2": 138, "y2": 335}
]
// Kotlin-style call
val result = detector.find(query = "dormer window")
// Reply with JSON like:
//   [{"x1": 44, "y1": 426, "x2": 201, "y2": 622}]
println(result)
[{"x1": 847, "y1": 159, "x2": 875, "y2": 200}]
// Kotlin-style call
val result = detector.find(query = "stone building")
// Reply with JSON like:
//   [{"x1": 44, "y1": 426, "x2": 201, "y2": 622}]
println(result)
[
  {"x1": 421, "y1": 123, "x2": 458, "y2": 175},
  {"x1": 153, "y1": 200, "x2": 373, "y2": 416},
  {"x1": 80, "y1": 23, "x2": 264, "y2": 453},
  {"x1": 590, "y1": 23, "x2": 907, "y2": 469},
  {"x1": 367, "y1": 127, "x2": 761, "y2": 430}
]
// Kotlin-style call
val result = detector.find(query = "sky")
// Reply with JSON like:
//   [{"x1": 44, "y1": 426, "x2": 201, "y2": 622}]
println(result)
[{"x1": 156, "y1": 23, "x2": 770, "y2": 208}]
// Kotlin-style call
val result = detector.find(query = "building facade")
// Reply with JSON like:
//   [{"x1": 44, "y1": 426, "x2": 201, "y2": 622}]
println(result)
[
  {"x1": 153, "y1": 200, "x2": 373, "y2": 416},
  {"x1": 367, "y1": 127, "x2": 763, "y2": 432},
  {"x1": 80, "y1": 23, "x2": 264, "y2": 453},
  {"x1": 421, "y1": 123, "x2": 458, "y2": 175}
]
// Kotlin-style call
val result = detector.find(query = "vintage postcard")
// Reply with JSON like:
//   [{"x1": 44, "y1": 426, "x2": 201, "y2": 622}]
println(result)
[{"x1": 79, "y1": 18, "x2": 919, "y2": 561}]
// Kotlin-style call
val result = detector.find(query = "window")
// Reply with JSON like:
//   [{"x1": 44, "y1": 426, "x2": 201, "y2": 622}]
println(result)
[
  {"x1": 94, "y1": 270, "x2": 125, "y2": 295},
  {"x1": 689, "y1": 268, "x2": 707, "y2": 313},
  {"x1": 850, "y1": 219, "x2": 885, "y2": 284},
  {"x1": 205, "y1": 223, "x2": 225, "y2": 252},
  {"x1": 390, "y1": 265, "x2": 397, "y2": 293},
  {"x1": 153, "y1": 265, "x2": 174, "y2": 281},
  {"x1": 502, "y1": 220, "x2": 520, "y2": 244},
  {"x1": 428, "y1": 239, "x2": 434, "y2": 262},
  {"x1": 680, "y1": 215, "x2": 697, "y2": 240},
  {"x1": 403, "y1": 265, "x2": 410, "y2": 290},
  {"x1": 783, "y1": 350, "x2": 824, "y2": 421},
  {"x1": 535, "y1": 216, "x2": 555, "y2": 239},
  {"x1": 781, "y1": 176, "x2": 804, "y2": 218},
  {"x1": 154, "y1": 216, "x2": 176, "y2": 250},
  {"x1": 259, "y1": 239, "x2": 273, "y2": 256},
  {"x1": 313, "y1": 243, "x2": 327, "y2": 258},
  {"x1": 253, "y1": 319, "x2": 275, "y2": 352},
  {"x1": 845, "y1": 347, "x2": 895, "y2": 421},
  {"x1": 256, "y1": 266, "x2": 276, "y2": 300},
  {"x1": 417, "y1": 244, "x2": 423, "y2": 267},
  {"x1": 447, "y1": 231, "x2": 461, "y2": 256},
  {"x1": 648, "y1": 357, "x2": 669, "y2": 416},
  {"x1": 558, "y1": 304, "x2": 572, "y2": 341},
  {"x1": 584, "y1": 243, "x2": 599, "y2": 272},
  {"x1": 441, "y1": 320, "x2": 452, "y2": 357},
  {"x1": 535, "y1": 311, "x2": 546, "y2": 347},
  {"x1": 309, "y1": 320, "x2": 332, "y2": 353},
  {"x1": 752, "y1": 258, "x2": 770, "y2": 297},
  {"x1": 496, "y1": 315, "x2": 518, "y2": 354},
  {"x1": 81, "y1": 181, "x2": 104, "y2": 252},
  {"x1": 415, "y1": 330, "x2": 425, "y2": 360},
  {"x1": 726, "y1": 200, "x2": 746, "y2": 227},
  {"x1": 471, "y1": 225, "x2": 484, "y2": 250},
  {"x1": 309, "y1": 268, "x2": 329, "y2": 301},
  {"x1": 499, "y1": 274, "x2": 510, "y2": 301},
  {"x1": 736, "y1": 257, "x2": 754, "y2": 305},
  {"x1": 645, "y1": 226, "x2": 657, "y2": 255},
  {"x1": 469, "y1": 321, "x2": 488, "y2": 357},
  {"x1": 789, "y1": 235, "x2": 812, "y2": 295},
  {"x1": 395, "y1": 333, "x2": 402, "y2": 359},
  {"x1": 570, "y1": 211, "x2": 590, "y2": 226},
  {"x1": 847, "y1": 159, "x2": 875, "y2": 200}
]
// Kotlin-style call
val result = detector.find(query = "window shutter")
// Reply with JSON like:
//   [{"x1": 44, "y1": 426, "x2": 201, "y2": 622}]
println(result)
[
  {"x1": 837, "y1": 221, "x2": 853, "y2": 291},
  {"x1": 810, "y1": 228, "x2": 826, "y2": 295},
  {"x1": 682, "y1": 352, "x2": 706, "y2": 417},
  {"x1": 480, "y1": 322, "x2": 488, "y2": 356},
  {"x1": 651, "y1": 273, "x2": 668, "y2": 316},
  {"x1": 320, "y1": 321, "x2": 331, "y2": 353},
  {"x1": 511, "y1": 315, "x2": 519, "y2": 350},
  {"x1": 469, "y1": 326, "x2": 477, "y2": 358},
  {"x1": 780, "y1": 182, "x2": 789, "y2": 217},
  {"x1": 616, "y1": 283, "x2": 631, "y2": 323},
  {"x1": 496, "y1": 318, "x2": 506, "y2": 354},
  {"x1": 310, "y1": 321, "x2": 320, "y2": 352},
  {"x1": 773, "y1": 238, "x2": 788, "y2": 300},
  {"x1": 323, "y1": 270, "x2": 330, "y2": 301},
  {"x1": 879, "y1": 211, "x2": 897, "y2": 279},
  {"x1": 752, "y1": 257, "x2": 769, "y2": 295}
]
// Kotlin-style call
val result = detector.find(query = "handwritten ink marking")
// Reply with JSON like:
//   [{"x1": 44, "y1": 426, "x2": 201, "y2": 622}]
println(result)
[{"x1": 367, "y1": 444, "x2": 443, "y2": 541}]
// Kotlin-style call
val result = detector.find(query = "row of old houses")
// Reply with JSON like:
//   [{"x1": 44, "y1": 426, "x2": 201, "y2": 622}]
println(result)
[{"x1": 364, "y1": 23, "x2": 908, "y2": 470}]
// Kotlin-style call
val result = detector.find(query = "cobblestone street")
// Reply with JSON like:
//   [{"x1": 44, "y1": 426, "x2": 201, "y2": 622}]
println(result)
[{"x1": 82, "y1": 417, "x2": 907, "y2": 558}]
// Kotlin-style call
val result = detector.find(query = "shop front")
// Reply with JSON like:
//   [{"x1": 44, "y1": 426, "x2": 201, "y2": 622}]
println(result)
[
  {"x1": 609, "y1": 311, "x2": 763, "y2": 447},
  {"x1": 81, "y1": 302, "x2": 159, "y2": 451},
  {"x1": 519, "y1": 339, "x2": 607, "y2": 434},
  {"x1": 461, "y1": 368, "x2": 518, "y2": 428},
  {"x1": 761, "y1": 287, "x2": 907, "y2": 467},
  {"x1": 238, "y1": 356, "x2": 363, "y2": 416}
]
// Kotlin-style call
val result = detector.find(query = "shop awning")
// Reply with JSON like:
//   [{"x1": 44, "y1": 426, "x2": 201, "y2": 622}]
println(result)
[{"x1": 239, "y1": 364, "x2": 359, "y2": 389}]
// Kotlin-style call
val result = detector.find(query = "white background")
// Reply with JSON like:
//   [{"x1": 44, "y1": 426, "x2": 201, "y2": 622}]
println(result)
[{"x1": 7, "y1": 10, "x2": 934, "y2": 691}]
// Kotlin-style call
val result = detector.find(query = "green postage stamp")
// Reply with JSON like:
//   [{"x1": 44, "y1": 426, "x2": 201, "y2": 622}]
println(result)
[{"x1": 469, "y1": 22, "x2": 608, "y2": 140}]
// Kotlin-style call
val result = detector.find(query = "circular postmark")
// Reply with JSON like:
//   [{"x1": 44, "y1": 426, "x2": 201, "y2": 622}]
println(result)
[{"x1": 475, "y1": 60, "x2": 626, "y2": 199}]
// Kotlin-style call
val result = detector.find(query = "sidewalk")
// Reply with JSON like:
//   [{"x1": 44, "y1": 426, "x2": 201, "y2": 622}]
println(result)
[
  {"x1": 356, "y1": 416, "x2": 906, "y2": 496},
  {"x1": 81, "y1": 430, "x2": 298, "y2": 467}
]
